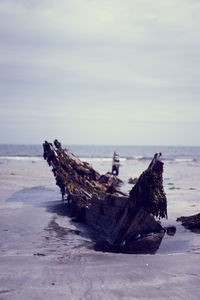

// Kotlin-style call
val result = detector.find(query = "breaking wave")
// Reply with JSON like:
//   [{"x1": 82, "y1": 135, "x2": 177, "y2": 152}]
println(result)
[
  {"x1": 174, "y1": 158, "x2": 195, "y2": 163},
  {"x1": 0, "y1": 156, "x2": 42, "y2": 161},
  {"x1": 0, "y1": 155, "x2": 198, "y2": 164}
]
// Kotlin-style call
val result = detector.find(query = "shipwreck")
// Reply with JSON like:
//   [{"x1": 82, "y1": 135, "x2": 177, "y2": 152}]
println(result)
[{"x1": 43, "y1": 140, "x2": 168, "y2": 253}]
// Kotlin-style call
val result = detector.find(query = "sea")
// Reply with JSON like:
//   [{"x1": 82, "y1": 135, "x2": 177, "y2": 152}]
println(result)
[
  {"x1": 0, "y1": 144, "x2": 200, "y2": 299},
  {"x1": 1, "y1": 144, "x2": 200, "y2": 161}
]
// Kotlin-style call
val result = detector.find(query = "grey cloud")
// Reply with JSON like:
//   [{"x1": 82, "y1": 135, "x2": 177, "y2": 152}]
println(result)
[{"x1": 0, "y1": 0, "x2": 200, "y2": 144}]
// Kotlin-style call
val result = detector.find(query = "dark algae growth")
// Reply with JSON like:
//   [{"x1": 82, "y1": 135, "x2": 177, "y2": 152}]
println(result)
[
  {"x1": 177, "y1": 213, "x2": 200, "y2": 231},
  {"x1": 43, "y1": 140, "x2": 167, "y2": 253}
]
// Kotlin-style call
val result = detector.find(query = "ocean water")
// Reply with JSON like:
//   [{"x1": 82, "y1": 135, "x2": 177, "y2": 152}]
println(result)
[{"x1": 0, "y1": 144, "x2": 200, "y2": 161}]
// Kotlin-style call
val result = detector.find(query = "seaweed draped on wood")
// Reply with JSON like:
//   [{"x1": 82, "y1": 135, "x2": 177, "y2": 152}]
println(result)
[
  {"x1": 43, "y1": 141, "x2": 167, "y2": 219},
  {"x1": 130, "y1": 160, "x2": 167, "y2": 219}
]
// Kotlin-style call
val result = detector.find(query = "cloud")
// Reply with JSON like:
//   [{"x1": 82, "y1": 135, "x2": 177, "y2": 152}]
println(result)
[{"x1": 0, "y1": 0, "x2": 200, "y2": 144}]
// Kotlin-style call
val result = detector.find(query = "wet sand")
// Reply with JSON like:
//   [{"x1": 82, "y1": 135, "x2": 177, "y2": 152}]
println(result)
[{"x1": 0, "y1": 159, "x2": 200, "y2": 299}]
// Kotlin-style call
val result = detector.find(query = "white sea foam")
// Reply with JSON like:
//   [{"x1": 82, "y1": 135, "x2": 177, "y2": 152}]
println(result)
[
  {"x1": 80, "y1": 157, "x2": 126, "y2": 162},
  {"x1": 0, "y1": 156, "x2": 42, "y2": 161},
  {"x1": 174, "y1": 158, "x2": 194, "y2": 163},
  {"x1": 134, "y1": 156, "x2": 144, "y2": 160}
]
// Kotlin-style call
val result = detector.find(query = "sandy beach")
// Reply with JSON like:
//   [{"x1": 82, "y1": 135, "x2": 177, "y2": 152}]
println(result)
[{"x1": 0, "y1": 156, "x2": 200, "y2": 300}]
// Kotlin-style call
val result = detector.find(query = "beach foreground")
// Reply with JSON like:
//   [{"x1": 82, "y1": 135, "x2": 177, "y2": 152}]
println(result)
[{"x1": 0, "y1": 154, "x2": 200, "y2": 299}]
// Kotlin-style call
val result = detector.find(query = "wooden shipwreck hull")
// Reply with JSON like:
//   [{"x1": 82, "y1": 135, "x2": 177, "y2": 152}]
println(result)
[{"x1": 43, "y1": 140, "x2": 167, "y2": 253}]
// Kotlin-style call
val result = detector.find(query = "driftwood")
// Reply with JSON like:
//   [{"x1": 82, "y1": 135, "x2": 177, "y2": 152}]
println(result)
[{"x1": 43, "y1": 140, "x2": 167, "y2": 253}]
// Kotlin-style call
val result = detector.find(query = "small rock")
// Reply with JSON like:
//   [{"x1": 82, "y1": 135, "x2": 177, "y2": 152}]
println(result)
[
  {"x1": 128, "y1": 177, "x2": 138, "y2": 184},
  {"x1": 34, "y1": 253, "x2": 46, "y2": 256},
  {"x1": 166, "y1": 226, "x2": 176, "y2": 236}
]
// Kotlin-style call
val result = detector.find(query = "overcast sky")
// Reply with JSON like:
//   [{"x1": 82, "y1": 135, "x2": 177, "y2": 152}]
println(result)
[{"x1": 0, "y1": 0, "x2": 200, "y2": 145}]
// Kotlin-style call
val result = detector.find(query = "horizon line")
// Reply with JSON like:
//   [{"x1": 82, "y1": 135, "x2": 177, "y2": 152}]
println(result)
[{"x1": 0, "y1": 143, "x2": 200, "y2": 147}]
